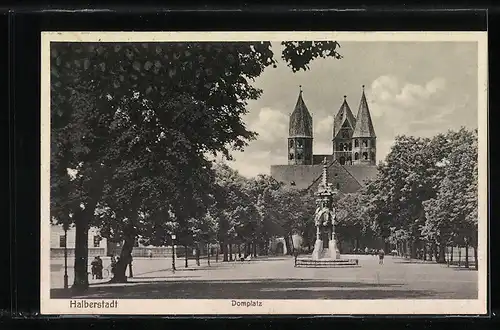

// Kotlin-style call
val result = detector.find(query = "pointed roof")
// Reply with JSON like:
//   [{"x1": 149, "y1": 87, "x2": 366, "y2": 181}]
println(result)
[
  {"x1": 289, "y1": 87, "x2": 313, "y2": 137},
  {"x1": 333, "y1": 95, "x2": 356, "y2": 139},
  {"x1": 352, "y1": 85, "x2": 376, "y2": 138}
]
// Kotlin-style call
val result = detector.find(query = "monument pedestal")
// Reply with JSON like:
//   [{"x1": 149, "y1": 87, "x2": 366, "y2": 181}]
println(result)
[
  {"x1": 312, "y1": 239, "x2": 323, "y2": 260},
  {"x1": 328, "y1": 238, "x2": 340, "y2": 259}
]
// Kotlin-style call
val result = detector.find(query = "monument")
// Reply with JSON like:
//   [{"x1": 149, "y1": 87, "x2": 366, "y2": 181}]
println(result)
[
  {"x1": 312, "y1": 157, "x2": 341, "y2": 260},
  {"x1": 295, "y1": 158, "x2": 359, "y2": 268}
]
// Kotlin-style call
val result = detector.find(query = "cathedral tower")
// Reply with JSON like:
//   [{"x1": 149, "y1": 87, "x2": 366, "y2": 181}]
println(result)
[
  {"x1": 288, "y1": 87, "x2": 313, "y2": 165},
  {"x1": 332, "y1": 95, "x2": 356, "y2": 165},
  {"x1": 352, "y1": 85, "x2": 377, "y2": 165}
]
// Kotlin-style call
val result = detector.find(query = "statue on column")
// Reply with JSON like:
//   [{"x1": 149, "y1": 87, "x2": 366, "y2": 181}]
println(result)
[{"x1": 311, "y1": 158, "x2": 340, "y2": 260}]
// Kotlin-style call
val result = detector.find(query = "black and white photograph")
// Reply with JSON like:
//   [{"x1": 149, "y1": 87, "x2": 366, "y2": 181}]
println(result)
[{"x1": 41, "y1": 32, "x2": 488, "y2": 315}]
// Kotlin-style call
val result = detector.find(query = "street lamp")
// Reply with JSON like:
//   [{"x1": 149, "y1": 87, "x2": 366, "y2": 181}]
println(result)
[
  {"x1": 62, "y1": 221, "x2": 69, "y2": 289},
  {"x1": 171, "y1": 234, "x2": 176, "y2": 273}
]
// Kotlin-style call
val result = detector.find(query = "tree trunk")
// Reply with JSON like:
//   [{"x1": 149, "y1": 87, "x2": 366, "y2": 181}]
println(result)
[
  {"x1": 222, "y1": 241, "x2": 228, "y2": 262},
  {"x1": 215, "y1": 243, "x2": 219, "y2": 263},
  {"x1": 430, "y1": 242, "x2": 437, "y2": 262},
  {"x1": 458, "y1": 247, "x2": 462, "y2": 268},
  {"x1": 474, "y1": 245, "x2": 478, "y2": 271},
  {"x1": 284, "y1": 235, "x2": 292, "y2": 256},
  {"x1": 71, "y1": 209, "x2": 90, "y2": 290},
  {"x1": 465, "y1": 240, "x2": 469, "y2": 269},
  {"x1": 253, "y1": 241, "x2": 257, "y2": 257},
  {"x1": 229, "y1": 244, "x2": 233, "y2": 261},
  {"x1": 195, "y1": 243, "x2": 200, "y2": 266},
  {"x1": 207, "y1": 242, "x2": 210, "y2": 266},
  {"x1": 111, "y1": 233, "x2": 135, "y2": 283},
  {"x1": 410, "y1": 239, "x2": 417, "y2": 259},
  {"x1": 438, "y1": 238, "x2": 446, "y2": 263},
  {"x1": 238, "y1": 244, "x2": 241, "y2": 258},
  {"x1": 184, "y1": 244, "x2": 189, "y2": 268},
  {"x1": 423, "y1": 243, "x2": 427, "y2": 261},
  {"x1": 450, "y1": 246, "x2": 454, "y2": 263}
]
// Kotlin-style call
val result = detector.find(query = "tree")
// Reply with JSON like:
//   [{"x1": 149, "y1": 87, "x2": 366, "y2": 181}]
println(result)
[
  {"x1": 335, "y1": 192, "x2": 375, "y2": 252},
  {"x1": 50, "y1": 41, "x2": 343, "y2": 288}
]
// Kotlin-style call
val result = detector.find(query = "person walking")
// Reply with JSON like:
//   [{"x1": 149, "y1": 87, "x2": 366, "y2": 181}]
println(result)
[
  {"x1": 96, "y1": 256, "x2": 103, "y2": 279},
  {"x1": 378, "y1": 248, "x2": 385, "y2": 265},
  {"x1": 90, "y1": 257, "x2": 99, "y2": 279}
]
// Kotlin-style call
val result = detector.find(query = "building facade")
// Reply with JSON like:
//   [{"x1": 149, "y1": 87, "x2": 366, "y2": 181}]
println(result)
[
  {"x1": 271, "y1": 85, "x2": 378, "y2": 193},
  {"x1": 270, "y1": 86, "x2": 379, "y2": 254}
]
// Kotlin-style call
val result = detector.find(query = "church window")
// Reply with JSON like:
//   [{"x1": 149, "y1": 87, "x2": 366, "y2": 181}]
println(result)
[
  {"x1": 363, "y1": 152, "x2": 368, "y2": 160},
  {"x1": 93, "y1": 235, "x2": 101, "y2": 248},
  {"x1": 297, "y1": 139, "x2": 303, "y2": 148},
  {"x1": 363, "y1": 139, "x2": 368, "y2": 148},
  {"x1": 344, "y1": 144, "x2": 348, "y2": 151},
  {"x1": 342, "y1": 130, "x2": 349, "y2": 138},
  {"x1": 355, "y1": 139, "x2": 359, "y2": 147},
  {"x1": 289, "y1": 140, "x2": 294, "y2": 148},
  {"x1": 297, "y1": 151, "x2": 303, "y2": 160},
  {"x1": 354, "y1": 152, "x2": 359, "y2": 160},
  {"x1": 59, "y1": 235, "x2": 66, "y2": 248},
  {"x1": 339, "y1": 157, "x2": 346, "y2": 165},
  {"x1": 289, "y1": 153, "x2": 294, "y2": 160},
  {"x1": 339, "y1": 143, "x2": 343, "y2": 150},
  {"x1": 349, "y1": 143, "x2": 352, "y2": 151},
  {"x1": 371, "y1": 152, "x2": 375, "y2": 161}
]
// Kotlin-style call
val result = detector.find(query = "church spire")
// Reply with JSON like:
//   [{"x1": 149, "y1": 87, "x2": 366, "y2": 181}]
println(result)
[
  {"x1": 289, "y1": 86, "x2": 313, "y2": 137},
  {"x1": 352, "y1": 85, "x2": 376, "y2": 138},
  {"x1": 333, "y1": 95, "x2": 356, "y2": 139}
]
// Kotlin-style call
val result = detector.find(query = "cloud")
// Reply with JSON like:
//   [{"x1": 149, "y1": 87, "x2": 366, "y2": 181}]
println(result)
[
  {"x1": 314, "y1": 115, "x2": 334, "y2": 136},
  {"x1": 367, "y1": 75, "x2": 473, "y2": 163},
  {"x1": 247, "y1": 107, "x2": 288, "y2": 144}
]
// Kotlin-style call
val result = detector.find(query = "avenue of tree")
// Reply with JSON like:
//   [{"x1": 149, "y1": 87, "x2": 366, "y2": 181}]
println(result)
[
  {"x1": 50, "y1": 40, "x2": 479, "y2": 290},
  {"x1": 50, "y1": 41, "x2": 343, "y2": 289}
]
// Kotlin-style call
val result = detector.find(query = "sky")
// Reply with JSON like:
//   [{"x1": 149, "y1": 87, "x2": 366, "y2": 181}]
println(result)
[{"x1": 219, "y1": 41, "x2": 479, "y2": 178}]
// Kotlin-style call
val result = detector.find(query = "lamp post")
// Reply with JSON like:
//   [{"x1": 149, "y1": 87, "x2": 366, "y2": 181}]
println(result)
[
  {"x1": 63, "y1": 221, "x2": 69, "y2": 289},
  {"x1": 171, "y1": 234, "x2": 176, "y2": 273}
]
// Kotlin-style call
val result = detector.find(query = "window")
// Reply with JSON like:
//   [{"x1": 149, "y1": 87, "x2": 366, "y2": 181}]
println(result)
[
  {"x1": 289, "y1": 140, "x2": 294, "y2": 148},
  {"x1": 363, "y1": 152, "x2": 368, "y2": 160},
  {"x1": 339, "y1": 143, "x2": 343, "y2": 150},
  {"x1": 93, "y1": 235, "x2": 101, "y2": 248},
  {"x1": 336, "y1": 183, "x2": 340, "y2": 189},
  {"x1": 363, "y1": 140, "x2": 368, "y2": 148},
  {"x1": 297, "y1": 139, "x2": 303, "y2": 148},
  {"x1": 289, "y1": 153, "x2": 294, "y2": 160},
  {"x1": 354, "y1": 152, "x2": 359, "y2": 160},
  {"x1": 342, "y1": 130, "x2": 349, "y2": 138},
  {"x1": 339, "y1": 157, "x2": 346, "y2": 165},
  {"x1": 334, "y1": 173, "x2": 338, "y2": 177},
  {"x1": 371, "y1": 152, "x2": 375, "y2": 161},
  {"x1": 349, "y1": 143, "x2": 352, "y2": 151},
  {"x1": 355, "y1": 139, "x2": 359, "y2": 147},
  {"x1": 59, "y1": 235, "x2": 66, "y2": 248},
  {"x1": 297, "y1": 151, "x2": 303, "y2": 160},
  {"x1": 344, "y1": 144, "x2": 348, "y2": 151}
]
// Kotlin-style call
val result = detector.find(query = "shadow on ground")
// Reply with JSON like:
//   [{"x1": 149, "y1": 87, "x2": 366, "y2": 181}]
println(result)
[{"x1": 51, "y1": 278, "x2": 441, "y2": 300}]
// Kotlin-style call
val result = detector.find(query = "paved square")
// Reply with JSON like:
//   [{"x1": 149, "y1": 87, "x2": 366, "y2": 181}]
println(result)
[{"x1": 50, "y1": 254, "x2": 477, "y2": 300}]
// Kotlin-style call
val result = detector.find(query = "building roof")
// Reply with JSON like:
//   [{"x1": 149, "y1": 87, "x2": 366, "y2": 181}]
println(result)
[
  {"x1": 306, "y1": 161, "x2": 378, "y2": 191},
  {"x1": 333, "y1": 96, "x2": 356, "y2": 139},
  {"x1": 270, "y1": 162, "x2": 378, "y2": 193},
  {"x1": 352, "y1": 86, "x2": 376, "y2": 138},
  {"x1": 289, "y1": 90, "x2": 313, "y2": 137}
]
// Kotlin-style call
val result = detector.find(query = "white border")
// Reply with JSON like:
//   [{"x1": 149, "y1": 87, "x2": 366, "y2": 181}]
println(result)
[{"x1": 40, "y1": 31, "x2": 488, "y2": 315}]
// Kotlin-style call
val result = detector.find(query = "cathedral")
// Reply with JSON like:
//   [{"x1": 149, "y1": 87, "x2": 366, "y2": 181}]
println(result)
[{"x1": 270, "y1": 85, "x2": 378, "y2": 193}]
